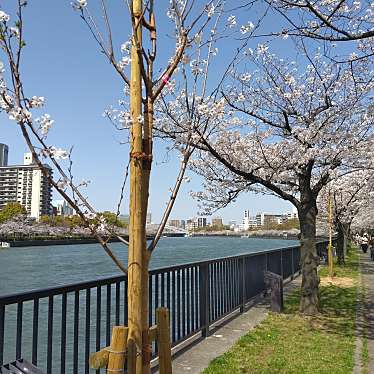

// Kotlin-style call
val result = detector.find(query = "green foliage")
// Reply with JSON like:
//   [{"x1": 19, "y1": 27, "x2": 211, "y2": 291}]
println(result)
[
  {"x1": 203, "y1": 247, "x2": 359, "y2": 374},
  {"x1": 194, "y1": 225, "x2": 230, "y2": 232},
  {"x1": 0, "y1": 202, "x2": 26, "y2": 223},
  {"x1": 39, "y1": 214, "x2": 86, "y2": 228},
  {"x1": 96, "y1": 211, "x2": 127, "y2": 228},
  {"x1": 262, "y1": 218, "x2": 300, "y2": 231}
]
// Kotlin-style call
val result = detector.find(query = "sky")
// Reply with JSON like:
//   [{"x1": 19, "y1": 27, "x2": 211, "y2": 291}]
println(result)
[{"x1": 0, "y1": 1, "x2": 294, "y2": 223}]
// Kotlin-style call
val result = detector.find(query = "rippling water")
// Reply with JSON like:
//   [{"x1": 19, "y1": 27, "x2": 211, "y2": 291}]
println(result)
[{"x1": 0, "y1": 237, "x2": 298, "y2": 296}]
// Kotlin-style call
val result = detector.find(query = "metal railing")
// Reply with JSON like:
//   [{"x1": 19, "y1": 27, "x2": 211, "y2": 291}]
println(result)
[{"x1": 0, "y1": 241, "x2": 329, "y2": 373}]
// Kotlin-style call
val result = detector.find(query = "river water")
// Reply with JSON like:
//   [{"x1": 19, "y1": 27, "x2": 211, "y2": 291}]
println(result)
[
  {"x1": 0, "y1": 237, "x2": 298, "y2": 372},
  {"x1": 0, "y1": 237, "x2": 298, "y2": 296}
]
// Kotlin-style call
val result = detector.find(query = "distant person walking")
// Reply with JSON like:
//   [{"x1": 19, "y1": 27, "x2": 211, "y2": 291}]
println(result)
[
  {"x1": 361, "y1": 233, "x2": 369, "y2": 254},
  {"x1": 370, "y1": 237, "x2": 374, "y2": 261}
]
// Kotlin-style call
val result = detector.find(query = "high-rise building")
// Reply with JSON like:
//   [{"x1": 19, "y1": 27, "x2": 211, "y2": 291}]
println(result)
[
  {"x1": 52, "y1": 200, "x2": 74, "y2": 216},
  {"x1": 0, "y1": 152, "x2": 53, "y2": 220},
  {"x1": 0, "y1": 144, "x2": 8, "y2": 167},
  {"x1": 197, "y1": 217, "x2": 207, "y2": 228}
]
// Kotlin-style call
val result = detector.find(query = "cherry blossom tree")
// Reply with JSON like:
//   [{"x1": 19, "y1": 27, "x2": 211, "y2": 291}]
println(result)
[
  {"x1": 318, "y1": 170, "x2": 374, "y2": 264},
  {"x1": 267, "y1": 0, "x2": 374, "y2": 60},
  {"x1": 159, "y1": 45, "x2": 374, "y2": 314}
]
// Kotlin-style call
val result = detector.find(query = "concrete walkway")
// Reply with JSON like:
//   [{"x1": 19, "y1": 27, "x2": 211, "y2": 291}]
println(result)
[
  {"x1": 157, "y1": 278, "x2": 301, "y2": 374},
  {"x1": 358, "y1": 251, "x2": 374, "y2": 373}
]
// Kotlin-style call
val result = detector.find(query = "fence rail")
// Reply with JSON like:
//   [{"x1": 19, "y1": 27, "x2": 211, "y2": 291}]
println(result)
[{"x1": 0, "y1": 241, "x2": 329, "y2": 373}]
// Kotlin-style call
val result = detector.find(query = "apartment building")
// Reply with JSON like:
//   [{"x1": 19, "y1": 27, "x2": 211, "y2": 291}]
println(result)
[{"x1": 0, "y1": 152, "x2": 53, "y2": 220}]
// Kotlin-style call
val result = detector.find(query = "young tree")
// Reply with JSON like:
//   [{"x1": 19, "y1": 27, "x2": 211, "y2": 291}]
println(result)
[
  {"x1": 0, "y1": 1, "x2": 232, "y2": 371},
  {"x1": 159, "y1": 46, "x2": 374, "y2": 314}
]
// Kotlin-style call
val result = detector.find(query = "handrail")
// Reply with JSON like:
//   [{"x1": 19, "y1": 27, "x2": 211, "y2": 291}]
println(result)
[
  {"x1": 0, "y1": 241, "x2": 302, "y2": 305},
  {"x1": 0, "y1": 240, "x2": 333, "y2": 304}
]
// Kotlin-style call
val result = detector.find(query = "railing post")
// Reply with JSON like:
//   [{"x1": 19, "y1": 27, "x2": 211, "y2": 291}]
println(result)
[
  {"x1": 199, "y1": 263, "x2": 210, "y2": 337},
  {"x1": 156, "y1": 308, "x2": 172, "y2": 374},
  {"x1": 280, "y1": 249, "x2": 283, "y2": 278},
  {"x1": 291, "y1": 248, "x2": 294, "y2": 280},
  {"x1": 239, "y1": 257, "x2": 246, "y2": 312},
  {"x1": 0, "y1": 304, "x2": 4, "y2": 366}
]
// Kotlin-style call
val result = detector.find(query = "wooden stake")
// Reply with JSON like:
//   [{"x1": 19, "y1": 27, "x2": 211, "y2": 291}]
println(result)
[
  {"x1": 156, "y1": 308, "x2": 172, "y2": 374},
  {"x1": 127, "y1": 338, "x2": 137, "y2": 374},
  {"x1": 107, "y1": 326, "x2": 129, "y2": 374},
  {"x1": 89, "y1": 347, "x2": 109, "y2": 369},
  {"x1": 328, "y1": 190, "x2": 334, "y2": 277}
]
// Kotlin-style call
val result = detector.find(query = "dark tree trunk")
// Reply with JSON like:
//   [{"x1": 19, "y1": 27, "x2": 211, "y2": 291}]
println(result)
[
  {"x1": 298, "y1": 195, "x2": 319, "y2": 315},
  {"x1": 344, "y1": 223, "x2": 351, "y2": 254},
  {"x1": 336, "y1": 222, "x2": 347, "y2": 265}
]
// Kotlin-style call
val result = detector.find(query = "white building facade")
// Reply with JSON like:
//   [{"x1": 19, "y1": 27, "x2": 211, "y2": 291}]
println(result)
[
  {"x1": 0, "y1": 153, "x2": 53, "y2": 220},
  {"x1": 242, "y1": 210, "x2": 258, "y2": 230}
]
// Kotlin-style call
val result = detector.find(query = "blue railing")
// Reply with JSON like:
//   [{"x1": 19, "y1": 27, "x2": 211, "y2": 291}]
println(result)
[{"x1": 0, "y1": 241, "x2": 328, "y2": 373}]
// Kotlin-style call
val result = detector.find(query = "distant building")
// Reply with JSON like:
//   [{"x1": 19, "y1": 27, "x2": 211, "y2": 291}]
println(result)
[
  {"x1": 256, "y1": 213, "x2": 285, "y2": 227},
  {"x1": 186, "y1": 219, "x2": 194, "y2": 231},
  {"x1": 146, "y1": 212, "x2": 152, "y2": 225},
  {"x1": 180, "y1": 220, "x2": 186, "y2": 229},
  {"x1": 286, "y1": 207, "x2": 298, "y2": 220},
  {"x1": 169, "y1": 219, "x2": 181, "y2": 228},
  {"x1": 242, "y1": 210, "x2": 257, "y2": 230},
  {"x1": 53, "y1": 200, "x2": 74, "y2": 216},
  {"x1": 212, "y1": 217, "x2": 223, "y2": 227},
  {"x1": 0, "y1": 144, "x2": 8, "y2": 167},
  {"x1": 118, "y1": 214, "x2": 129, "y2": 225},
  {"x1": 0, "y1": 152, "x2": 53, "y2": 220},
  {"x1": 197, "y1": 217, "x2": 207, "y2": 228},
  {"x1": 228, "y1": 220, "x2": 238, "y2": 230}
]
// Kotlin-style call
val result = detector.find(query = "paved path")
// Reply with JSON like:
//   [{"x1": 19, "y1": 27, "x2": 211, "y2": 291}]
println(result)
[
  {"x1": 153, "y1": 277, "x2": 301, "y2": 374},
  {"x1": 359, "y1": 251, "x2": 374, "y2": 373}
]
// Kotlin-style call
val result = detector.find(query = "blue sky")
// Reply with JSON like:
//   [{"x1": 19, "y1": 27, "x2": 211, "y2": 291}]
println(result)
[{"x1": 1, "y1": 1, "x2": 294, "y2": 223}]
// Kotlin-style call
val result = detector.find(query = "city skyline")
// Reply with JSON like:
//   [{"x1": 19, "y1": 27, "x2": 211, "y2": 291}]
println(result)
[{"x1": 3, "y1": 142, "x2": 293, "y2": 223}]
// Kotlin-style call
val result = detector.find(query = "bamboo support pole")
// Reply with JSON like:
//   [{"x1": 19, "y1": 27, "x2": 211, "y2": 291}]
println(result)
[
  {"x1": 328, "y1": 191, "x2": 334, "y2": 278},
  {"x1": 107, "y1": 326, "x2": 129, "y2": 374},
  {"x1": 128, "y1": 0, "x2": 146, "y2": 373},
  {"x1": 156, "y1": 308, "x2": 172, "y2": 374},
  {"x1": 89, "y1": 326, "x2": 128, "y2": 371},
  {"x1": 89, "y1": 347, "x2": 110, "y2": 369}
]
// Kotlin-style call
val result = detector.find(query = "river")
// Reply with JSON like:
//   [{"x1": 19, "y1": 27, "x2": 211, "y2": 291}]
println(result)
[{"x1": 0, "y1": 237, "x2": 298, "y2": 296}]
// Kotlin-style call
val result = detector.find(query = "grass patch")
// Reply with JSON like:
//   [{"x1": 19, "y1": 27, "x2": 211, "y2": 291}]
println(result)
[
  {"x1": 202, "y1": 250, "x2": 359, "y2": 374},
  {"x1": 359, "y1": 267, "x2": 368, "y2": 374}
]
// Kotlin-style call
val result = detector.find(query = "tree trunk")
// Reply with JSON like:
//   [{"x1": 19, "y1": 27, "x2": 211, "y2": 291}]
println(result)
[
  {"x1": 298, "y1": 198, "x2": 319, "y2": 315},
  {"x1": 343, "y1": 222, "x2": 350, "y2": 254},
  {"x1": 336, "y1": 221, "x2": 345, "y2": 265},
  {"x1": 128, "y1": 1, "x2": 148, "y2": 373}
]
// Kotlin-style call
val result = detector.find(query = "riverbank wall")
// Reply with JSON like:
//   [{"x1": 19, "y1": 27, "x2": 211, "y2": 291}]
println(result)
[{"x1": 3, "y1": 232, "x2": 187, "y2": 247}]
